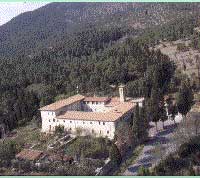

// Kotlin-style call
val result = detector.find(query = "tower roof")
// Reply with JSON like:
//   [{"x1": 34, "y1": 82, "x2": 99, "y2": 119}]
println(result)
[{"x1": 119, "y1": 84, "x2": 125, "y2": 88}]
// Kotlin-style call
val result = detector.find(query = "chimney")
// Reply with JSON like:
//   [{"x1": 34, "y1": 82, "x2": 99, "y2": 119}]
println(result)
[{"x1": 119, "y1": 84, "x2": 125, "y2": 102}]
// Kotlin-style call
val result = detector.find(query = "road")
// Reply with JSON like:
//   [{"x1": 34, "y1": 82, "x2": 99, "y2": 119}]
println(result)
[{"x1": 123, "y1": 114, "x2": 182, "y2": 176}]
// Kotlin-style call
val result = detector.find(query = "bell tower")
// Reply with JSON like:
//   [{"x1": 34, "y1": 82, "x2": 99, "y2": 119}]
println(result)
[{"x1": 119, "y1": 84, "x2": 125, "y2": 103}]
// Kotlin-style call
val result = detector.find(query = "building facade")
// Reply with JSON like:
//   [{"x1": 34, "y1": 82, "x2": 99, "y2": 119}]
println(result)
[{"x1": 40, "y1": 86, "x2": 143, "y2": 139}]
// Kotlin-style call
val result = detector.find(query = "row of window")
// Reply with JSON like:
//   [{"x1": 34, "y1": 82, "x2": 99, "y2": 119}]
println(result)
[
  {"x1": 84, "y1": 101, "x2": 104, "y2": 105},
  {"x1": 49, "y1": 119, "x2": 106, "y2": 125},
  {"x1": 56, "y1": 127, "x2": 109, "y2": 134},
  {"x1": 70, "y1": 128, "x2": 109, "y2": 134},
  {"x1": 92, "y1": 129, "x2": 109, "y2": 134},
  {"x1": 48, "y1": 112, "x2": 54, "y2": 116}
]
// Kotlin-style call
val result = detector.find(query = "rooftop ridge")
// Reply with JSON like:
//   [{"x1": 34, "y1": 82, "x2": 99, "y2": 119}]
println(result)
[{"x1": 39, "y1": 94, "x2": 85, "y2": 111}]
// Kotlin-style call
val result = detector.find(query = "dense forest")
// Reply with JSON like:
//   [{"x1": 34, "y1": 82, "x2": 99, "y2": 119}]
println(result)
[
  {"x1": 1, "y1": 3, "x2": 200, "y2": 58},
  {"x1": 0, "y1": 2, "x2": 199, "y2": 132},
  {"x1": 0, "y1": 27, "x2": 175, "y2": 131}
]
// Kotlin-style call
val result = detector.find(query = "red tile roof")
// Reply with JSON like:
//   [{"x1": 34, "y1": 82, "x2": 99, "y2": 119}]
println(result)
[
  {"x1": 47, "y1": 153, "x2": 73, "y2": 162},
  {"x1": 16, "y1": 149, "x2": 43, "y2": 161},
  {"x1": 84, "y1": 97, "x2": 111, "y2": 102},
  {"x1": 57, "y1": 102, "x2": 135, "y2": 122},
  {"x1": 39, "y1": 94, "x2": 85, "y2": 111}
]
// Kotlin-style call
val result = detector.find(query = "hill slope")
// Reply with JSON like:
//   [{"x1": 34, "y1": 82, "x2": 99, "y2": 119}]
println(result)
[{"x1": 1, "y1": 2, "x2": 200, "y2": 58}]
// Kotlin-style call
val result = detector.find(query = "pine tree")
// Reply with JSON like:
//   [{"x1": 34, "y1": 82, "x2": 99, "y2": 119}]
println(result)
[
  {"x1": 146, "y1": 65, "x2": 164, "y2": 132},
  {"x1": 159, "y1": 98, "x2": 168, "y2": 129},
  {"x1": 147, "y1": 87, "x2": 161, "y2": 132},
  {"x1": 132, "y1": 103, "x2": 140, "y2": 142},
  {"x1": 140, "y1": 101, "x2": 149, "y2": 141},
  {"x1": 109, "y1": 143, "x2": 122, "y2": 166},
  {"x1": 170, "y1": 104, "x2": 178, "y2": 125},
  {"x1": 176, "y1": 82, "x2": 194, "y2": 121}
]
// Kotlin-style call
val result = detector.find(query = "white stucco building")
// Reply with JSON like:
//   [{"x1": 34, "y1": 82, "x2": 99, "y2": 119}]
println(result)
[{"x1": 39, "y1": 85, "x2": 144, "y2": 139}]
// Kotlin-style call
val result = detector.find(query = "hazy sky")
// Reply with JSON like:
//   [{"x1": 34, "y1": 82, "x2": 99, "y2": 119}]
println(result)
[{"x1": 0, "y1": 2, "x2": 49, "y2": 25}]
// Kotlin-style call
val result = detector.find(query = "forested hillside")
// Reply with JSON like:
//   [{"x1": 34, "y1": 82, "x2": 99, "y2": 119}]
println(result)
[
  {"x1": 1, "y1": 3, "x2": 200, "y2": 58},
  {"x1": 0, "y1": 2, "x2": 199, "y2": 132}
]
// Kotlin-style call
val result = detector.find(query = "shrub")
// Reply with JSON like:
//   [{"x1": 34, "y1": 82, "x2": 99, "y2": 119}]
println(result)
[
  {"x1": 138, "y1": 166, "x2": 151, "y2": 175},
  {"x1": 177, "y1": 43, "x2": 189, "y2": 51},
  {"x1": 0, "y1": 140, "x2": 19, "y2": 166},
  {"x1": 55, "y1": 125, "x2": 64, "y2": 136},
  {"x1": 178, "y1": 142, "x2": 200, "y2": 158},
  {"x1": 66, "y1": 136, "x2": 110, "y2": 160},
  {"x1": 153, "y1": 161, "x2": 166, "y2": 175},
  {"x1": 109, "y1": 143, "x2": 122, "y2": 166},
  {"x1": 11, "y1": 159, "x2": 20, "y2": 169},
  {"x1": 19, "y1": 160, "x2": 31, "y2": 172}
]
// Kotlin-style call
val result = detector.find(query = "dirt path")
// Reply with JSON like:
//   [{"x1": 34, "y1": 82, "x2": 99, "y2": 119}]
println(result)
[{"x1": 123, "y1": 114, "x2": 182, "y2": 176}]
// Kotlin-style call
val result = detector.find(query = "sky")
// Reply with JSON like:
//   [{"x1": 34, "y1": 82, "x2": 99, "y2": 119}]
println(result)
[{"x1": 0, "y1": 2, "x2": 49, "y2": 26}]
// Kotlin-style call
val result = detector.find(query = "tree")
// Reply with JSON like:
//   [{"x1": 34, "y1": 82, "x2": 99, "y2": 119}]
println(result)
[
  {"x1": 0, "y1": 140, "x2": 18, "y2": 167},
  {"x1": 147, "y1": 87, "x2": 161, "y2": 132},
  {"x1": 170, "y1": 104, "x2": 178, "y2": 125},
  {"x1": 115, "y1": 121, "x2": 133, "y2": 150},
  {"x1": 176, "y1": 82, "x2": 194, "y2": 121},
  {"x1": 139, "y1": 101, "x2": 149, "y2": 141},
  {"x1": 159, "y1": 99, "x2": 168, "y2": 129},
  {"x1": 138, "y1": 166, "x2": 151, "y2": 176},
  {"x1": 132, "y1": 103, "x2": 140, "y2": 141},
  {"x1": 55, "y1": 125, "x2": 64, "y2": 136},
  {"x1": 109, "y1": 143, "x2": 122, "y2": 166}
]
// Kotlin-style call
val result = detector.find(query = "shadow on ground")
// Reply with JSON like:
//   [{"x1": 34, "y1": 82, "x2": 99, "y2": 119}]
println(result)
[
  {"x1": 127, "y1": 162, "x2": 152, "y2": 173},
  {"x1": 138, "y1": 155, "x2": 155, "y2": 164}
]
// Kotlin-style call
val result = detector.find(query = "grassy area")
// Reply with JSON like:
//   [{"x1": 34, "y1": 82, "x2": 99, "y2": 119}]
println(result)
[
  {"x1": 12, "y1": 123, "x2": 40, "y2": 146},
  {"x1": 0, "y1": 121, "x2": 56, "y2": 151},
  {"x1": 114, "y1": 145, "x2": 144, "y2": 176},
  {"x1": 65, "y1": 136, "x2": 111, "y2": 159}
]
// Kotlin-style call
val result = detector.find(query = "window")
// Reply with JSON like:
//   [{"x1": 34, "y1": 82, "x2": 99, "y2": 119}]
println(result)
[
  {"x1": 92, "y1": 129, "x2": 94, "y2": 133},
  {"x1": 69, "y1": 128, "x2": 72, "y2": 131},
  {"x1": 90, "y1": 122, "x2": 93, "y2": 124},
  {"x1": 70, "y1": 121, "x2": 72, "y2": 123},
  {"x1": 83, "y1": 121, "x2": 85, "y2": 124},
  {"x1": 52, "y1": 112, "x2": 53, "y2": 115},
  {"x1": 53, "y1": 119, "x2": 55, "y2": 122},
  {"x1": 103, "y1": 122, "x2": 105, "y2": 125},
  {"x1": 49, "y1": 119, "x2": 51, "y2": 122},
  {"x1": 99, "y1": 121, "x2": 101, "y2": 125},
  {"x1": 107, "y1": 131, "x2": 109, "y2": 134},
  {"x1": 100, "y1": 130, "x2": 102, "y2": 134},
  {"x1": 92, "y1": 101, "x2": 94, "y2": 104},
  {"x1": 63, "y1": 120, "x2": 65, "y2": 123}
]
